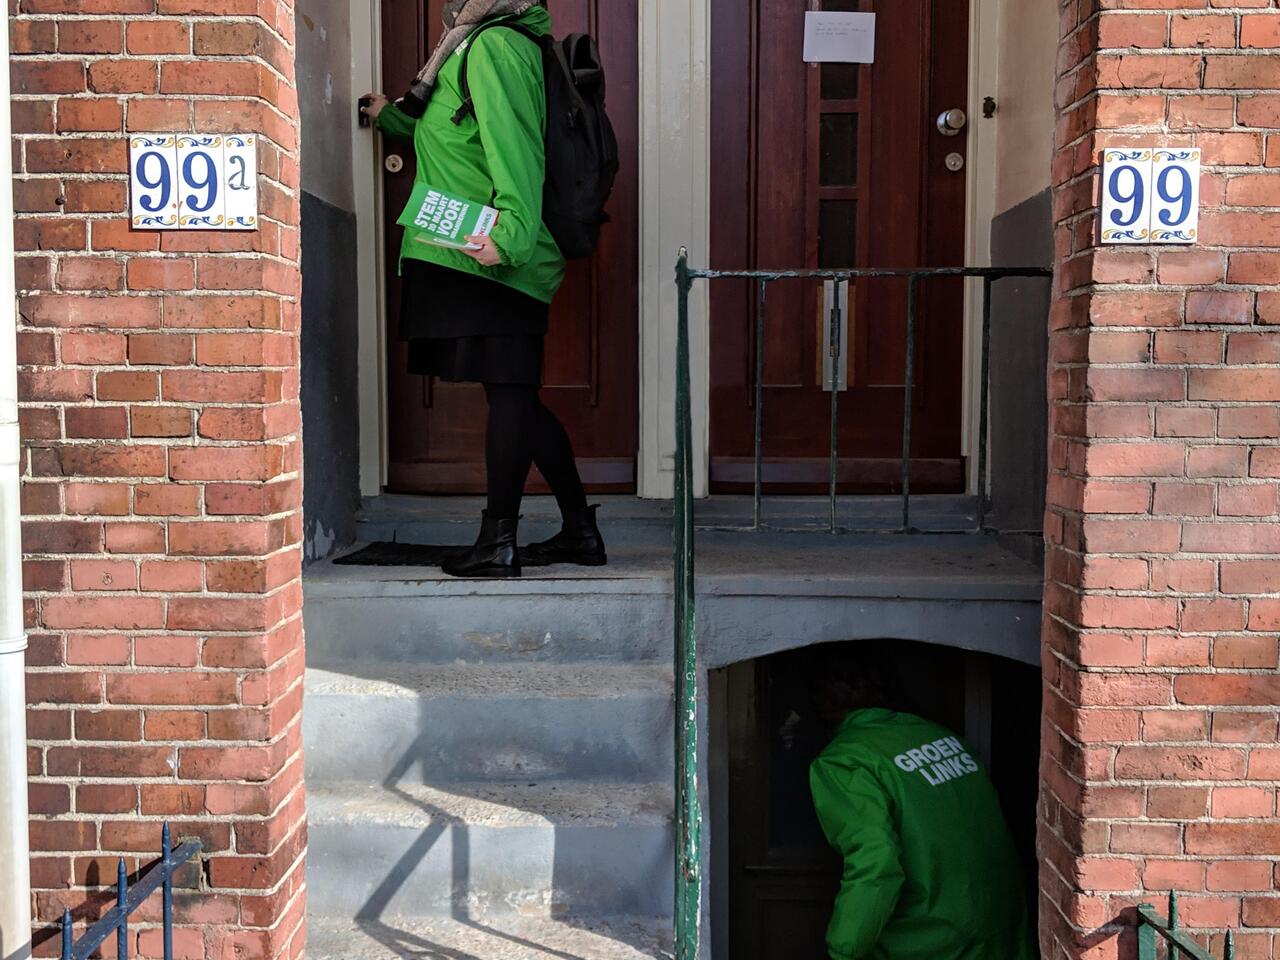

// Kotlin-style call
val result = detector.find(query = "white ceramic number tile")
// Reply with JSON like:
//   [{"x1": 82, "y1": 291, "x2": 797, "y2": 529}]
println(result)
[
  {"x1": 129, "y1": 135, "x2": 180, "y2": 229},
  {"x1": 176, "y1": 135, "x2": 226, "y2": 229},
  {"x1": 1101, "y1": 148, "x2": 1153, "y2": 244},
  {"x1": 222, "y1": 135, "x2": 259, "y2": 230},
  {"x1": 1150, "y1": 148, "x2": 1200, "y2": 244}
]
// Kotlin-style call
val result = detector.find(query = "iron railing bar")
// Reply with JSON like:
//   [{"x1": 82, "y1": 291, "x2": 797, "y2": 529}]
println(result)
[
  {"x1": 673, "y1": 249, "x2": 701, "y2": 960},
  {"x1": 162, "y1": 823, "x2": 174, "y2": 960},
  {"x1": 1137, "y1": 906, "x2": 1216, "y2": 960},
  {"x1": 829, "y1": 280, "x2": 843, "y2": 534},
  {"x1": 1136, "y1": 906, "x2": 1156, "y2": 960},
  {"x1": 688, "y1": 266, "x2": 1053, "y2": 281},
  {"x1": 975, "y1": 276, "x2": 994, "y2": 534},
  {"x1": 900, "y1": 276, "x2": 918, "y2": 533},
  {"x1": 117, "y1": 859, "x2": 128, "y2": 960},
  {"x1": 64, "y1": 838, "x2": 201, "y2": 959},
  {"x1": 695, "y1": 523, "x2": 1009, "y2": 536},
  {"x1": 1138, "y1": 892, "x2": 1235, "y2": 960},
  {"x1": 753, "y1": 279, "x2": 766, "y2": 531},
  {"x1": 67, "y1": 903, "x2": 127, "y2": 958},
  {"x1": 689, "y1": 265, "x2": 1051, "y2": 538}
]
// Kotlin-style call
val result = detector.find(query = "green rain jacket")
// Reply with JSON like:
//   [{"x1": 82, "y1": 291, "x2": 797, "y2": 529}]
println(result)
[
  {"x1": 809, "y1": 708, "x2": 1035, "y2": 960},
  {"x1": 377, "y1": 6, "x2": 566, "y2": 304}
]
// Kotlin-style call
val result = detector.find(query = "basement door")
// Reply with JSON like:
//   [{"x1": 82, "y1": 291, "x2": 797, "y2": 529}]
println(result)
[
  {"x1": 381, "y1": 0, "x2": 639, "y2": 494},
  {"x1": 709, "y1": 0, "x2": 970, "y2": 493},
  {"x1": 719, "y1": 642, "x2": 1040, "y2": 960}
]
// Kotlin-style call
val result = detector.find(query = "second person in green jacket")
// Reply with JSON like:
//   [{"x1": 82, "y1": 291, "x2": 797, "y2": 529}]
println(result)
[
  {"x1": 809, "y1": 650, "x2": 1037, "y2": 960},
  {"x1": 362, "y1": 0, "x2": 606, "y2": 578}
]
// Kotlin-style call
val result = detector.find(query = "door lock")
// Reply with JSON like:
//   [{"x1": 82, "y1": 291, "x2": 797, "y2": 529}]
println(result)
[
  {"x1": 384, "y1": 154, "x2": 405, "y2": 174},
  {"x1": 936, "y1": 108, "x2": 967, "y2": 137},
  {"x1": 945, "y1": 152, "x2": 965, "y2": 173}
]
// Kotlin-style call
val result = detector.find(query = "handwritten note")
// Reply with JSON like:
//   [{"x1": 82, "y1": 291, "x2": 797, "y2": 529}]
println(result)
[{"x1": 803, "y1": 11, "x2": 876, "y2": 64}]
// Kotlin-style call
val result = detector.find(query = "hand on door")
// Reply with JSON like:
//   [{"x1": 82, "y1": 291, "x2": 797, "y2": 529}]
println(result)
[{"x1": 360, "y1": 92, "x2": 389, "y2": 122}]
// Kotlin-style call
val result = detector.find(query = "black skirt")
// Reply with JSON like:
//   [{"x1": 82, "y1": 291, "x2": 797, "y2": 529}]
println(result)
[{"x1": 399, "y1": 259, "x2": 549, "y2": 386}]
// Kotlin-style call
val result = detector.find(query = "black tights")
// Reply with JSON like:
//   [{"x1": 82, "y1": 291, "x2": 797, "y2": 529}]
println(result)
[{"x1": 483, "y1": 383, "x2": 587, "y2": 520}]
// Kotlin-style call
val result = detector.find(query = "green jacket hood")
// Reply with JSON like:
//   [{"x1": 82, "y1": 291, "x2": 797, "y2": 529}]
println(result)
[
  {"x1": 456, "y1": 5, "x2": 552, "y2": 44},
  {"x1": 512, "y1": 5, "x2": 551, "y2": 33}
]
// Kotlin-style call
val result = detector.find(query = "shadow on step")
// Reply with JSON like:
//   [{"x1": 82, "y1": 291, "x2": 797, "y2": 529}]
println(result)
[
  {"x1": 305, "y1": 658, "x2": 674, "y2": 957},
  {"x1": 326, "y1": 749, "x2": 672, "y2": 958}
]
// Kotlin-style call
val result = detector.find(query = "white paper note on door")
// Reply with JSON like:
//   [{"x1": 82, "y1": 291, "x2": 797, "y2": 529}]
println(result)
[{"x1": 803, "y1": 12, "x2": 876, "y2": 64}]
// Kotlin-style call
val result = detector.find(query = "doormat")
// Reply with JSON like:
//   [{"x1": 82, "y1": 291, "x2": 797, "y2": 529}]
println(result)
[{"x1": 332, "y1": 542, "x2": 466, "y2": 567}]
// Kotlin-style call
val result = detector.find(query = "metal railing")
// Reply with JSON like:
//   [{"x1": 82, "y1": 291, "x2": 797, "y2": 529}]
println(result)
[
  {"x1": 671, "y1": 251, "x2": 1051, "y2": 960},
  {"x1": 59, "y1": 823, "x2": 202, "y2": 960},
  {"x1": 1139, "y1": 893, "x2": 1235, "y2": 960},
  {"x1": 677, "y1": 251, "x2": 1053, "y2": 534}
]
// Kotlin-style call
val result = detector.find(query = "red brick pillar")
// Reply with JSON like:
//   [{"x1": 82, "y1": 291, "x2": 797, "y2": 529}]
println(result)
[
  {"x1": 11, "y1": 1, "x2": 306, "y2": 956},
  {"x1": 1043, "y1": 2, "x2": 1280, "y2": 958}
]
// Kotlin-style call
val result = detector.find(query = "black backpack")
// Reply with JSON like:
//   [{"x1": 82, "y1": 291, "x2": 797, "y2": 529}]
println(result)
[{"x1": 452, "y1": 19, "x2": 619, "y2": 260}]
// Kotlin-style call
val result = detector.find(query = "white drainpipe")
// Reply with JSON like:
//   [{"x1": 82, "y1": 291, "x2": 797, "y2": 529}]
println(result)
[{"x1": 0, "y1": 3, "x2": 32, "y2": 956}]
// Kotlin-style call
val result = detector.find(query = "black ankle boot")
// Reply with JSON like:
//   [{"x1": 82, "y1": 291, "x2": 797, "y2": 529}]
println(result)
[
  {"x1": 442, "y1": 512, "x2": 522, "y2": 578},
  {"x1": 522, "y1": 504, "x2": 607, "y2": 567}
]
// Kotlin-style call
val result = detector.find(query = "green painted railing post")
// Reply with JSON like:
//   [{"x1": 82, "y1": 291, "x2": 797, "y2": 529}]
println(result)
[
  {"x1": 1137, "y1": 904, "x2": 1156, "y2": 960},
  {"x1": 673, "y1": 248, "x2": 702, "y2": 960},
  {"x1": 1138, "y1": 891, "x2": 1236, "y2": 960}
]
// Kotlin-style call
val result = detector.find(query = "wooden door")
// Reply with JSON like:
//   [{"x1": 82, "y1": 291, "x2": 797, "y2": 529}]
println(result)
[
  {"x1": 381, "y1": 0, "x2": 638, "y2": 494},
  {"x1": 710, "y1": 0, "x2": 970, "y2": 493}
]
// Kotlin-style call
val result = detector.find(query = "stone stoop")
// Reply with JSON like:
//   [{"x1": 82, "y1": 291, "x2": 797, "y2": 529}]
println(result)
[
  {"x1": 301, "y1": 494, "x2": 1045, "y2": 957},
  {"x1": 302, "y1": 513, "x2": 677, "y2": 959}
]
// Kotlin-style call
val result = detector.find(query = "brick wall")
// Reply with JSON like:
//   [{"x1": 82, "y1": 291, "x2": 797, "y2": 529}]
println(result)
[
  {"x1": 1044, "y1": 1, "x2": 1280, "y2": 958},
  {"x1": 10, "y1": 0, "x2": 306, "y2": 956}
]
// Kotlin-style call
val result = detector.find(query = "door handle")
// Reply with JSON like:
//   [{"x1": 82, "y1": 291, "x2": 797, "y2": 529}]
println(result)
[{"x1": 936, "y1": 108, "x2": 967, "y2": 137}]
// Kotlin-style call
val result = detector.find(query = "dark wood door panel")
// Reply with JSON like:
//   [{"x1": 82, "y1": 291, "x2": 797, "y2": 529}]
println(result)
[
  {"x1": 710, "y1": 0, "x2": 970, "y2": 493},
  {"x1": 383, "y1": 0, "x2": 638, "y2": 494}
]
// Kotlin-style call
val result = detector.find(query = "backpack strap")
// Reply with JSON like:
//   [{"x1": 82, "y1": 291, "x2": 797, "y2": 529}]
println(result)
[
  {"x1": 451, "y1": 19, "x2": 544, "y2": 126},
  {"x1": 546, "y1": 32, "x2": 593, "y2": 126}
]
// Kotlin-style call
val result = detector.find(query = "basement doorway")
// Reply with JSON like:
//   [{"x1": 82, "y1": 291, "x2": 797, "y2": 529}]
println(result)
[{"x1": 707, "y1": 639, "x2": 1041, "y2": 960}]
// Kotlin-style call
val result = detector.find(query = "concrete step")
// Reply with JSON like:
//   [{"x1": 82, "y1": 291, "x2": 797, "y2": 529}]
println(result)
[
  {"x1": 355, "y1": 514, "x2": 674, "y2": 554},
  {"x1": 306, "y1": 914, "x2": 673, "y2": 959},
  {"x1": 355, "y1": 495, "x2": 674, "y2": 549},
  {"x1": 303, "y1": 663, "x2": 675, "y2": 784},
  {"x1": 303, "y1": 565, "x2": 671, "y2": 666},
  {"x1": 306, "y1": 780, "x2": 674, "y2": 921},
  {"x1": 357, "y1": 492, "x2": 987, "y2": 538}
]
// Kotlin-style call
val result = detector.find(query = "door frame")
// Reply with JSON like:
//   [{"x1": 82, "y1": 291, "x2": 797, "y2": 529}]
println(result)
[
  {"x1": 964, "y1": 0, "x2": 1001, "y2": 496},
  {"x1": 351, "y1": 0, "x2": 1001, "y2": 500},
  {"x1": 353, "y1": 0, "x2": 387, "y2": 496}
]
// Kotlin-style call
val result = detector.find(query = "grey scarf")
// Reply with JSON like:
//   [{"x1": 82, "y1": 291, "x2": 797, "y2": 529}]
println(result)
[{"x1": 414, "y1": 0, "x2": 538, "y2": 91}]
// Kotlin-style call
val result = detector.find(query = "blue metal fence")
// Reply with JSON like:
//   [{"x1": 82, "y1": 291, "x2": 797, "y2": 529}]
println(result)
[{"x1": 59, "y1": 823, "x2": 201, "y2": 960}]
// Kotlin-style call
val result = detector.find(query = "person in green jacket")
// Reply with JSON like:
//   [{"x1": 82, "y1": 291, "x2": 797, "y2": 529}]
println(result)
[
  {"x1": 361, "y1": 0, "x2": 606, "y2": 578},
  {"x1": 808, "y1": 651, "x2": 1036, "y2": 960}
]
